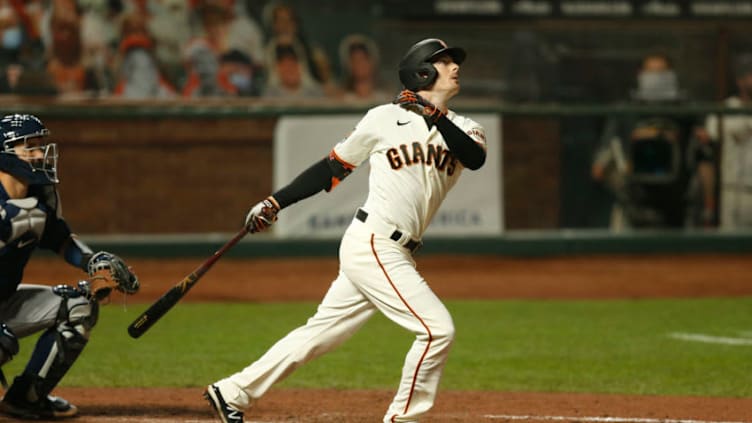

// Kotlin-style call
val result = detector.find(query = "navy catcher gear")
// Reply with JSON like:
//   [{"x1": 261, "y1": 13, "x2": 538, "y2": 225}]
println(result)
[
  {"x1": 0, "y1": 323, "x2": 18, "y2": 365},
  {"x1": 398, "y1": 38, "x2": 466, "y2": 91},
  {"x1": 0, "y1": 323, "x2": 18, "y2": 388},
  {"x1": 1, "y1": 306, "x2": 91, "y2": 419},
  {"x1": 0, "y1": 114, "x2": 58, "y2": 185}
]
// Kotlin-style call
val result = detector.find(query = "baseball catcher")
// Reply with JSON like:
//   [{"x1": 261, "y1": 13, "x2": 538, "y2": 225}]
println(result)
[{"x1": 0, "y1": 114, "x2": 139, "y2": 419}]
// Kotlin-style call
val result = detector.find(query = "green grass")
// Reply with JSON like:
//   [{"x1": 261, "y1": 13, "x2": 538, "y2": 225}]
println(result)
[{"x1": 5, "y1": 298, "x2": 752, "y2": 397}]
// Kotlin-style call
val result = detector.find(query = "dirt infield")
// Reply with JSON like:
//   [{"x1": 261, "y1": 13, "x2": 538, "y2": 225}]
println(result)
[
  {"x1": 14, "y1": 253, "x2": 752, "y2": 422},
  {"x1": 27, "y1": 388, "x2": 752, "y2": 422}
]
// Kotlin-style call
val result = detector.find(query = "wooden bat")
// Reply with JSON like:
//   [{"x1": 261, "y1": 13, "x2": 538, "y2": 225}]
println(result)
[{"x1": 127, "y1": 227, "x2": 249, "y2": 338}]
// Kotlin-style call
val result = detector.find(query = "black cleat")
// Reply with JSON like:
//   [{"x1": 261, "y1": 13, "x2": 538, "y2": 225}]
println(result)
[
  {"x1": 204, "y1": 384, "x2": 244, "y2": 423},
  {"x1": 0, "y1": 394, "x2": 78, "y2": 420}
]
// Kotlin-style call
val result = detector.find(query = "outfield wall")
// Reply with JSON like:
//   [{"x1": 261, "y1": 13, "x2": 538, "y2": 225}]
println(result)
[
  {"x1": 2, "y1": 101, "x2": 751, "y2": 236},
  {"x1": 70, "y1": 230, "x2": 752, "y2": 258}
]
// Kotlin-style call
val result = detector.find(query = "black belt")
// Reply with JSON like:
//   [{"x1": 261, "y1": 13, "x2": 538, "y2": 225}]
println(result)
[{"x1": 355, "y1": 209, "x2": 422, "y2": 253}]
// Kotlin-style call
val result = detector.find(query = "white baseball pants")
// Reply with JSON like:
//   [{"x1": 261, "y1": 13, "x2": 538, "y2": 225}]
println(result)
[{"x1": 214, "y1": 218, "x2": 455, "y2": 422}]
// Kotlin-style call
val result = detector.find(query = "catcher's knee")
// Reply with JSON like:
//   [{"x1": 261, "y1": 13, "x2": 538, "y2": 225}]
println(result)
[
  {"x1": 65, "y1": 300, "x2": 97, "y2": 338},
  {"x1": 52, "y1": 285, "x2": 99, "y2": 335},
  {"x1": 52, "y1": 301, "x2": 93, "y2": 370},
  {"x1": 56, "y1": 321, "x2": 89, "y2": 353}
]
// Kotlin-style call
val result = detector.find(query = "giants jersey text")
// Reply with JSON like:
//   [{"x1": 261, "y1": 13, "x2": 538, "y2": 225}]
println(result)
[{"x1": 331, "y1": 104, "x2": 486, "y2": 238}]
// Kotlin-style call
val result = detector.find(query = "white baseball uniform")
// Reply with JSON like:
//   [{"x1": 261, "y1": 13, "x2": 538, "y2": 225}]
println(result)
[
  {"x1": 214, "y1": 103, "x2": 486, "y2": 422},
  {"x1": 705, "y1": 96, "x2": 752, "y2": 228}
]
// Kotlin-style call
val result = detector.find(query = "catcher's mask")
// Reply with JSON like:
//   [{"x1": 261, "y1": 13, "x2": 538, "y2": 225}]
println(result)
[
  {"x1": 0, "y1": 114, "x2": 58, "y2": 185},
  {"x1": 398, "y1": 38, "x2": 466, "y2": 91}
]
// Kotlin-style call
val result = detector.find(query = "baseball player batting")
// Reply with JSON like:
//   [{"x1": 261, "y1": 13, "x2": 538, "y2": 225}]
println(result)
[
  {"x1": 205, "y1": 38, "x2": 487, "y2": 423},
  {"x1": 0, "y1": 114, "x2": 139, "y2": 420}
]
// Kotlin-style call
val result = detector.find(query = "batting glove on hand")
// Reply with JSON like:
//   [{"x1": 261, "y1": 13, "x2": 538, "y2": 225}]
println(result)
[
  {"x1": 393, "y1": 90, "x2": 444, "y2": 122},
  {"x1": 245, "y1": 197, "x2": 280, "y2": 233}
]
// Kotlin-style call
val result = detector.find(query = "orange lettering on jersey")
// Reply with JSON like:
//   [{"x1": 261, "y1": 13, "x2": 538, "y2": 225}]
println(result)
[
  {"x1": 411, "y1": 142, "x2": 425, "y2": 164},
  {"x1": 447, "y1": 156, "x2": 458, "y2": 176},
  {"x1": 467, "y1": 128, "x2": 485, "y2": 143},
  {"x1": 436, "y1": 149, "x2": 450, "y2": 171},
  {"x1": 426, "y1": 144, "x2": 444, "y2": 167},
  {"x1": 385, "y1": 143, "x2": 458, "y2": 175},
  {"x1": 399, "y1": 144, "x2": 412, "y2": 166},
  {"x1": 386, "y1": 148, "x2": 403, "y2": 169}
]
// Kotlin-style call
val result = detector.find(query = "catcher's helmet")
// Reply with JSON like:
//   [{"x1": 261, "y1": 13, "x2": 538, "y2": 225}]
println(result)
[
  {"x1": 0, "y1": 114, "x2": 58, "y2": 184},
  {"x1": 398, "y1": 38, "x2": 466, "y2": 91}
]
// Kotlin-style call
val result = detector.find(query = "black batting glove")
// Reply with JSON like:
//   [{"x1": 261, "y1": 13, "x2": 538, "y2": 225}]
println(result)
[{"x1": 393, "y1": 90, "x2": 444, "y2": 123}]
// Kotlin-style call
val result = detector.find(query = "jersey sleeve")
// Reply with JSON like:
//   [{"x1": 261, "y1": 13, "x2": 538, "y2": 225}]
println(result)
[
  {"x1": 463, "y1": 117, "x2": 487, "y2": 151},
  {"x1": 331, "y1": 108, "x2": 382, "y2": 169}
]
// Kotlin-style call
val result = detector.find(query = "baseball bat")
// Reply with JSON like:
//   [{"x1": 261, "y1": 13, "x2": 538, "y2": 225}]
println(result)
[{"x1": 127, "y1": 227, "x2": 249, "y2": 338}]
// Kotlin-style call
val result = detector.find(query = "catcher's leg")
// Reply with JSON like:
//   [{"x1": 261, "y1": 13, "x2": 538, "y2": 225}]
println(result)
[
  {"x1": 0, "y1": 284, "x2": 97, "y2": 419},
  {"x1": 0, "y1": 323, "x2": 19, "y2": 389}
]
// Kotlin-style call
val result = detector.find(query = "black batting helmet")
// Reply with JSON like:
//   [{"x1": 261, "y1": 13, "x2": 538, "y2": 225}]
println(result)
[{"x1": 398, "y1": 38, "x2": 466, "y2": 91}]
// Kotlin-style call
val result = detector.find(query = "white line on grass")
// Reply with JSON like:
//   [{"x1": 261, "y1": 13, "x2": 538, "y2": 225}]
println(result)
[
  {"x1": 485, "y1": 414, "x2": 750, "y2": 423},
  {"x1": 668, "y1": 332, "x2": 752, "y2": 346}
]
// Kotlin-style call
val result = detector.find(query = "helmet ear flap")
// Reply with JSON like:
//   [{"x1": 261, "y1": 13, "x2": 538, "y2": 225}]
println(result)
[
  {"x1": 399, "y1": 62, "x2": 438, "y2": 91},
  {"x1": 415, "y1": 63, "x2": 437, "y2": 89}
]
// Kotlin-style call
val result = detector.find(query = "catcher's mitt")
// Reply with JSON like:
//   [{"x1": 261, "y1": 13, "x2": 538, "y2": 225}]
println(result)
[{"x1": 85, "y1": 251, "x2": 139, "y2": 301}]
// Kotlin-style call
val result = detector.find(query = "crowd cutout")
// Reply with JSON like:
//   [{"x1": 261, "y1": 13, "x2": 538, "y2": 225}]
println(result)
[{"x1": 0, "y1": 0, "x2": 388, "y2": 103}]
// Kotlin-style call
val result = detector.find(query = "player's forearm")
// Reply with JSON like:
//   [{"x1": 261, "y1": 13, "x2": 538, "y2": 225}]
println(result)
[
  {"x1": 38, "y1": 219, "x2": 89, "y2": 271},
  {"x1": 59, "y1": 234, "x2": 94, "y2": 271},
  {"x1": 272, "y1": 158, "x2": 334, "y2": 209},
  {"x1": 434, "y1": 116, "x2": 486, "y2": 170},
  {"x1": 272, "y1": 152, "x2": 355, "y2": 209}
]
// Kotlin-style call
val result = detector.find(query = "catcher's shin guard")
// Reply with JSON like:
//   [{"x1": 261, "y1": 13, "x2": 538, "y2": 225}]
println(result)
[
  {"x1": 0, "y1": 323, "x2": 19, "y2": 389},
  {"x1": 0, "y1": 374, "x2": 78, "y2": 419},
  {"x1": 18, "y1": 296, "x2": 97, "y2": 399},
  {"x1": 1, "y1": 323, "x2": 87, "y2": 419}
]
